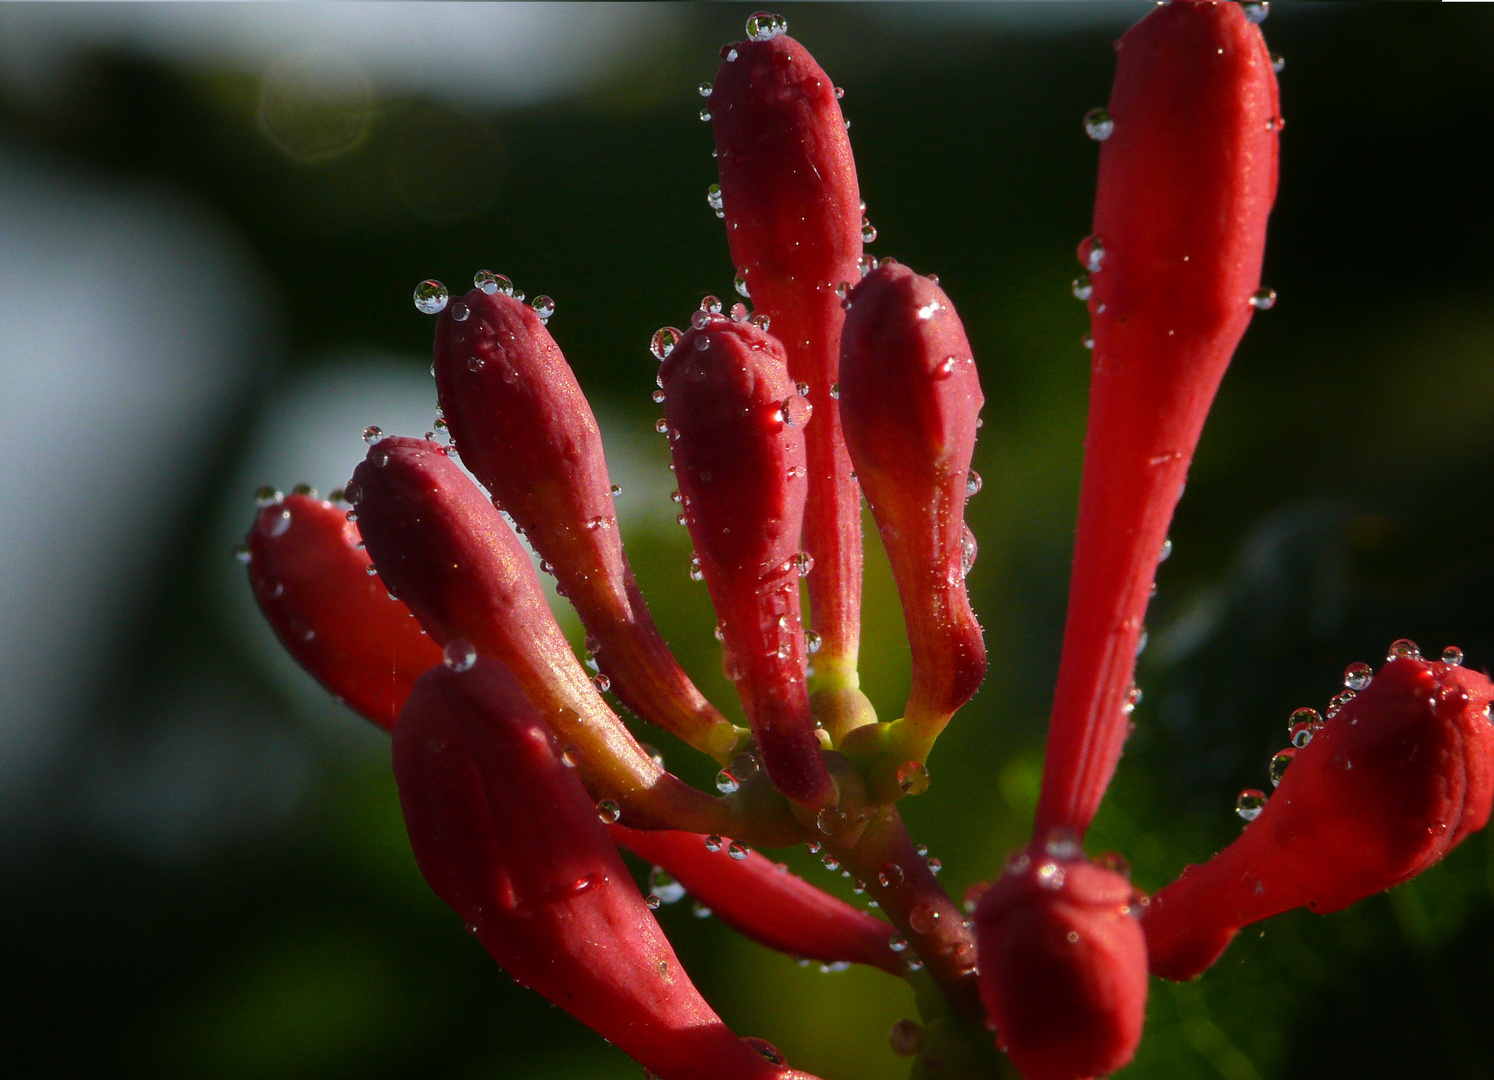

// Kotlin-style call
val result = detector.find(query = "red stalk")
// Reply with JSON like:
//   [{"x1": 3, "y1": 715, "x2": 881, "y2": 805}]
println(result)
[
  {"x1": 245, "y1": 493, "x2": 442, "y2": 730},
  {"x1": 710, "y1": 27, "x2": 864, "y2": 683},
  {"x1": 1035, "y1": 0, "x2": 1280, "y2": 838},
  {"x1": 1144, "y1": 655, "x2": 1494, "y2": 981},
  {"x1": 610, "y1": 824, "x2": 902, "y2": 976},
  {"x1": 433, "y1": 286, "x2": 734, "y2": 758},
  {"x1": 394, "y1": 658, "x2": 822, "y2": 1080},
  {"x1": 661, "y1": 318, "x2": 833, "y2": 809}
]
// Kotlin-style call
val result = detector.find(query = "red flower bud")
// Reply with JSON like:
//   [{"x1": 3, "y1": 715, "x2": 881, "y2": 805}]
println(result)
[
  {"x1": 394, "y1": 658, "x2": 821, "y2": 1080},
  {"x1": 661, "y1": 318, "x2": 833, "y2": 809},
  {"x1": 1036, "y1": 0, "x2": 1280, "y2": 838},
  {"x1": 838, "y1": 262, "x2": 985, "y2": 759},
  {"x1": 610, "y1": 824, "x2": 902, "y2": 975},
  {"x1": 433, "y1": 286, "x2": 733, "y2": 757},
  {"x1": 973, "y1": 844, "x2": 1147, "y2": 1080},
  {"x1": 710, "y1": 24, "x2": 864, "y2": 676},
  {"x1": 245, "y1": 493, "x2": 442, "y2": 730},
  {"x1": 351, "y1": 436, "x2": 729, "y2": 835},
  {"x1": 1144, "y1": 654, "x2": 1494, "y2": 981}
]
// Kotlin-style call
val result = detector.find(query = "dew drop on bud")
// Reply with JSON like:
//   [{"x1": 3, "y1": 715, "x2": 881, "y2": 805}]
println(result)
[
  {"x1": 413, "y1": 279, "x2": 448, "y2": 314},
  {"x1": 1082, "y1": 235, "x2": 1106, "y2": 272},
  {"x1": 746, "y1": 10, "x2": 788, "y2": 41},
  {"x1": 654, "y1": 418, "x2": 670, "y2": 435},
  {"x1": 888, "y1": 935, "x2": 908, "y2": 953},
  {"x1": 1269, "y1": 748, "x2": 1296, "y2": 788},
  {"x1": 1241, "y1": 1, "x2": 1269, "y2": 24},
  {"x1": 715, "y1": 770, "x2": 741, "y2": 794},
  {"x1": 816, "y1": 805, "x2": 847, "y2": 836},
  {"x1": 1082, "y1": 332, "x2": 1095, "y2": 350},
  {"x1": 261, "y1": 506, "x2": 292, "y2": 538},
  {"x1": 362, "y1": 425, "x2": 383, "y2": 444},
  {"x1": 596, "y1": 799, "x2": 622, "y2": 824},
  {"x1": 1083, "y1": 107, "x2": 1114, "y2": 141},
  {"x1": 698, "y1": 81, "x2": 713, "y2": 98},
  {"x1": 704, "y1": 834, "x2": 724, "y2": 853},
  {"x1": 531, "y1": 295, "x2": 555, "y2": 321},
  {"x1": 450, "y1": 301, "x2": 469, "y2": 322},
  {"x1": 804, "y1": 630, "x2": 822, "y2": 654},
  {"x1": 650, "y1": 327, "x2": 682, "y2": 360},
  {"x1": 1072, "y1": 273, "x2": 1093, "y2": 301},
  {"x1": 1343, "y1": 662, "x2": 1373, "y2": 691},
  {"x1": 1236, "y1": 788, "x2": 1267, "y2": 822},
  {"x1": 897, "y1": 761, "x2": 931, "y2": 796},
  {"x1": 706, "y1": 184, "x2": 724, "y2": 214},
  {"x1": 1387, "y1": 638, "x2": 1422, "y2": 662},
  {"x1": 233, "y1": 543, "x2": 252, "y2": 564},
  {"x1": 861, "y1": 217, "x2": 877, "y2": 244},
  {"x1": 959, "y1": 524, "x2": 978, "y2": 579},
  {"x1": 878, "y1": 862, "x2": 906, "y2": 889},
  {"x1": 1271, "y1": 53, "x2": 1286, "y2": 74},
  {"x1": 473, "y1": 269, "x2": 513, "y2": 296},
  {"x1": 592, "y1": 673, "x2": 611, "y2": 693},
  {"x1": 1250, "y1": 288, "x2": 1277, "y2": 310},
  {"x1": 1159, "y1": 536, "x2": 1173, "y2": 562},
  {"x1": 255, "y1": 485, "x2": 283, "y2": 507},
  {"x1": 734, "y1": 270, "x2": 751, "y2": 298},
  {"x1": 645, "y1": 893, "x2": 661, "y2": 910},
  {"x1": 908, "y1": 903, "x2": 940, "y2": 934},
  {"x1": 727, "y1": 840, "x2": 750, "y2": 861},
  {"x1": 780, "y1": 394, "x2": 812, "y2": 428},
  {"x1": 443, "y1": 640, "x2": 478, "y2": 672},
  {"x1": 1443, "y1": 646, "x2": 1465, "y2": 666},
  {"x1": 793, "y1": 551, "x2": 815, "y2": 577},
  {"x1": 965, "y1": 470, "x2": 982, "y2": 498},
  {"x1": 699, "y1": 107, "x2": 712, "y2": 122}
]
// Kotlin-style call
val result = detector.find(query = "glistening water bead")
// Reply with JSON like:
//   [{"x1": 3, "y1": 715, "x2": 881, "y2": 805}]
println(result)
[
  {"x1": 1083, "y1": 108, "x2": 1115, "y2": 141},
  {"x1": 413, "y1": 279, "x2": 449, "y2": 314},
  {"x1": 1236, "y1": 789, "x2": 1267, "y2": 822}
]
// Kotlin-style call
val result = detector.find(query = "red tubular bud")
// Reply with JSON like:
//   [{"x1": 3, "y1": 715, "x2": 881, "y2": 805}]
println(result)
[
  {"x1": 710, "y1": 26, "x2": 864, "y2": 679},
  {"x1": 1144, "y1": 655, "x2": 1494, "y2": 981},
  {"x1": 394, "y1": 658, "x2": 821, "y2": 1080},
  {"x1": 838, "y1": 263, "x2": 986, "y2": 758},
  {"x1": 434, "y1": 287, "x2": 733, "y2": 757},
  {"x1": 351, "y1": 436, "x2": 728, "y2": 835},
  {"x1": 610, "y1": 824, "x2": 902, "y2": 975},
  {"x1": 245, "y1": 493, "x2": 442, "y2": 730},
  {"x1": 973, "y1": 844, "x2": 1147, "y2": 1080},
  {"x1": 661, "y1": 318, "x2": 833, "y2": 809},
  {"x1": 1036, "y1": 0, "x2": 1280, "y2": 839}
]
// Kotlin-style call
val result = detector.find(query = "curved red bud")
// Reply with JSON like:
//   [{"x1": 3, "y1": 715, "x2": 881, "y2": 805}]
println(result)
[
  {"x1": 610, "y1": 824, "x2": 903, "y2": 976},
  {"x1": 245, "y1": 494, "x2": 442, "y2": 730},
  {"x1": 974, "y1": 845, "x2": 1147, "y2": 1080},
  {"x1": 434, "y1": 287, "x2": 733, "y2": 757},
  {"x1": 1036, "y1": 0, "x2": 1280, "y2": 839},
  {"x1": 839, "y1": 262, "x2": 985, "y2": 758},
  {"x1": 1144, "y1": 655, "x2": 1494, "y2": 981},
  {"x1": 662, "y1": 318, "x2": 833, "y2": 809},
  {"x1": 710, "y1": 28, "x2": 864, "y2": 678},
  {"x1": 394, "y1": 659, "x2": 821, "y2": 1080},
  {"x1": 351, "y1": 436, "x2": 728, "y2": 835}
]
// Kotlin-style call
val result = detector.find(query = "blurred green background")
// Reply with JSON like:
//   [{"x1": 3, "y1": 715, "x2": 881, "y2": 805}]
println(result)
[{"x1": 2, "y1": 3, "x2": 1492, "y2": 1078}]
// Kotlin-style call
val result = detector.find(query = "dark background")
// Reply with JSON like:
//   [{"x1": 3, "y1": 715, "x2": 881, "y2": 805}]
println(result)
[{"x1": 1, "y1": 4, "x2": 1491, "y2": 1078}]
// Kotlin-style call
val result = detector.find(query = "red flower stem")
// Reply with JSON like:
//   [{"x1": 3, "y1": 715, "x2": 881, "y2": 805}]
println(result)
[
  {"x1": 352, "y1": 437, "x2": 795, "y2": 841},
  {"x1": 395, "y1": 658, "x2": 824, "y2": 1080},
  {"x1": 827, "y1": 806, "x2": 982, "y2": 1023},
  {"x1": 711, "y1": 31, "x2": 864, "y2": 685},
  {"x1": 245, "y1": 494, "x2": 443, "y2": 730},
  {"x1": 611, "y1": 824, "x2": 903, "y2": 975},
  {"x1": 434, "y1": 287, "x2": 737, "y2": 760},
  {"x1": 1034, "y1": 0, "x2": 1279, "y2": 839},
  {"x1": 1144, "y1": 656, "x2": 1494, "y2": 981}
]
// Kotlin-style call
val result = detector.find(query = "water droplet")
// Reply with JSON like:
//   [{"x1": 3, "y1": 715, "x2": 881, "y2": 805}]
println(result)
[
  {"x1": 1083, "y1": 107, "x2": 1114, "y2": 141},
  {"x1": 466, "y1": 355, "x2": 485, "y2": 372},
  {"x1": 450, "y1": 301, "x2": 470, "y2": 323},
  {"x1": 1081, "y1": 332, "x2": 1095, "y2": 350},
  {"x1": 779, "y1": 394, "x2": 813, "y2": 428},
  {"x1": 1344, "y1": 662, "x2": 1373, "y2": 691},
  {"x1": 730, "y1": 301, "x2": 749, "y2": 322},
  {"x1": 1289, "y1": 721, "x2": 1315, "y2": 748},
  {"x1": 888, "y1": 934, "x2": 908, "y2": 953},
  {"x1": 1443, "y1": 646, "x2": 1464, "y2": 666},
  {"x1": 750, "y1": 312, "x2": 771, "y2": 332},
  {"x1": 413, "y1": 279, "x2": 449, "y2": 314},
  {"x1": 897, "y1": 761, "x2": 931, "y2": 796},
  {"x1": 1072, "y1": 273, "x2": 1093, "y2": 301},
  {"x1": 1269, "y1": 748, "x2": 1296, "y2": 788},
  {"x1": 1241, "y1": 1, "x2": 1268, "y2": 23},
  {"x1": 908, "y1": 904, "x2": 940, "y2": 934},
  {"x1": 644, "y1": 893, "x2": 662, "y2": 910},
  {"x1": 592, "y1": 673, "x2": 611, "y2": 693},
  {"x1": 1083, "y1": 235, "x2": 1106, "y2": 272},
  {"x1": 1326, "y1": 689, "x2": 1356, "y2": 718},
  {"x1": 926, "y1": 857, "x2": 942, "y2": 874},
  {"x1": 233, "y1": 543, "x2": 252, "y2": 564},
  {"x1": 362, "y1": 425, "x2": 383, "y2": 444},
  {"x1": 443, "y1": 640, "x2": 478, "y2": 671},
  {"x1": 698, "y1": 81, "x2": 713, "y2": 98},
  {"x1": 704, "y1": 834, "x2": 724, "y2": 853},
  {"x1": 888, "y1": 1020, "x2": 924, "y2": 1057},
  {"x1": 254, "y1": 485, "x2": 283, "y2": 507},
  {"x1": 861, "y1": 217, "x2": 877, "y2": 243},
  {"x1": 793, "y1": 551, "x2": 815, "y2": 577},
  {"x1": 650, "y1": 326, "x2": 682, "y2": 360},
  {"x1": 1159, "y1": 536, "x2": 1173, "y2": 562},
  {"x1": 721, "y1": 44, "x2": 738, "y2": 63},
  {"x1": 734, "y1": 270, "x2": 751, "y2": 298},
  {"x1": 1387, "y1": 638, "x2": 1422, "y2": 662},
  {"x1": 699, "y1": 107, "x2": 712, "y2": 122},
  {"x1": 965, "y1": 470, "x2": 982, "y2": 498},
  {"x1": 1236, "y1": 788, "x2": 1267, "y2": 822},
  {"x1": 715, "y1": 769, "x2": 741, "y2": 794},
  {"x1": 877, "y1": 862, "x2": 905, "y2": 888},
  {"x1": 1250, "y1": 287, "x2": 1277, "y2": 310},
  {"x1": 1271, "y1": 53, "x2": 1285, "y2": 74},
  {"x1": 596, "y1": 799, "x2": 622, "y2": 824},
  {"x1": 655, "y1": 418, "x2": 671, "y2": 436},
  {"x1": 474, "y1": 269, "x2": 514, "y2": 295},
  {"x1": 261, "y1": 506, "x2": 292, "y2": 538},
  {"x1": 959, "y1": 525, "x2": 978, "y2": 579},
  {"x1": 816, "y1": 805, "x2": 847, "y2": 836},
  {"x1": 820, "y1": 852, "x2": 841, "y2": 872},
  {"x1": 531, "y1": 295, "x2": 555, "y2": 320},
  {"x1": 746, "y1": 10, "x2": 788, "y2": 41},
  {"x1": 290, "y1": 483, "x2": 316, "y2": 498},
  {"x1": 804, "y1": 629, "x2": 822, "y2": 655},
  {"x1": 727, "y1": 840, "x2": 749, "y2": 861},
  {"x1": 706, "y1": 184, "x2": 724, "y2": 215}
]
